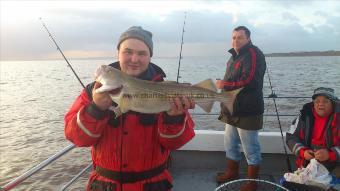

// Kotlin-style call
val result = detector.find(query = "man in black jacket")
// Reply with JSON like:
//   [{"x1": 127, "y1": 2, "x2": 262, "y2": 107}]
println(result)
[{"x1": 215, "y1": 26, "x2": 266, "y2": 191}]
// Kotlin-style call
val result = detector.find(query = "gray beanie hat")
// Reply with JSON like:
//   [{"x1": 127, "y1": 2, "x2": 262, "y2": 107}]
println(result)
[
  {"x1": 117, "y1": 26, "x2": 153, "y2": 56},
  {"x1": 312, "y1": 87, "x2": 338, "y2": 101}
]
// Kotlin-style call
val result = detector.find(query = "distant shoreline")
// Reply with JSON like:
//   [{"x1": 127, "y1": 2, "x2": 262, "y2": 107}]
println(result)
[
  {"x1": 265, "y1": 50, "x2": 340, "y2": 57},
  {"x1": 1, "y1": 51, "x2": 340, "y2": 61}
]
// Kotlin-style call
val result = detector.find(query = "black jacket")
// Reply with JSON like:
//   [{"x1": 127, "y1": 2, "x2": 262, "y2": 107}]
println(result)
[{"x1": 219, "y1": 42, "x2": 266, "y2": 117}]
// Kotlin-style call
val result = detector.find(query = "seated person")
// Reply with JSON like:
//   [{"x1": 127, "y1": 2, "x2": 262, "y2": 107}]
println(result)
[{"x1": 286, "y1": 87, "x2": 340, "y2": 173}]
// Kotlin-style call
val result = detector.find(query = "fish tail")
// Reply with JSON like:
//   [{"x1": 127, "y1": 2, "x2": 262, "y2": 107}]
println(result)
[
  {"x1": 219, "y1": 87, "x2": 243, "y2": 115},
  {"x1": 193, "y1": 79, "x2": 217, "y2": 92},
  {"x1": 196, "y1": 101, "x2": 215, "y2": 113}
]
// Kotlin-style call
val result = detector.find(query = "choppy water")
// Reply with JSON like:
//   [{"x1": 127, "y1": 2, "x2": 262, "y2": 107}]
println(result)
[{"x1": 0, "y1": 56, "x2": 339, "y2": 190}]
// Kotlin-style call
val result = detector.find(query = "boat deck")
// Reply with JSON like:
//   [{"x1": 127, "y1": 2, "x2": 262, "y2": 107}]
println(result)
[{"x1": 170, "y1": 150, "x2": 296, "y2": 190}]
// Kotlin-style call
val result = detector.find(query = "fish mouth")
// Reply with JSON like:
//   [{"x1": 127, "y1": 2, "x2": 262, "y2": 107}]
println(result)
[{"x1": 107, "y1": 85, "x2": 123, "y2": 95}]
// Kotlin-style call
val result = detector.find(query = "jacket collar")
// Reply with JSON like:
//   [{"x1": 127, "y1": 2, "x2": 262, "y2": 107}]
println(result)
[
  {"x1": 228, "y1": 42, "x2": 253, "y2": 58},
  {"x1": 300, "y1": 102, "x2": 314, "y2": 120}
]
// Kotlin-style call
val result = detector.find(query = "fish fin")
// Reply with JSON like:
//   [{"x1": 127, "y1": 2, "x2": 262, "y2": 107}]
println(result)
[
  {"x1": 220, "y1": 87, "x2": 243, "y2": 115},
  {"x1": 119, "y1": 104, "x2": 130, "y2": 114},
  {"x1": 196, "y1": 101, "x2": 214, "y2": 113},
  {"x1": 193, "y1": 79, "x2": 217, "y2": 93},
  {"x1": 109, "y1": 92, "x2": 130, "y2": 116}
]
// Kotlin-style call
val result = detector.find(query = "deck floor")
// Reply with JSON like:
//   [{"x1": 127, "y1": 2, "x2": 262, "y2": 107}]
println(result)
[
  {"x1": 172, "y1": 168, "x2": 284, "y2": 190},
  {"x1": 170, "y1": 150, "x2": 295, "y2": 191}
]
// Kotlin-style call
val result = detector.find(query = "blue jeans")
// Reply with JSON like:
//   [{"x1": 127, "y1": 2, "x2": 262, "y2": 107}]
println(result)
[{"x1": 224, "y1": 124, "x2": 262, "y2": 165}]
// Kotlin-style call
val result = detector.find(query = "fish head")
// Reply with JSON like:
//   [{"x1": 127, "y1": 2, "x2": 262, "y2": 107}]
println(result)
[{"x1": 94, "y1": 65, "x2": 124, "y2": 95}]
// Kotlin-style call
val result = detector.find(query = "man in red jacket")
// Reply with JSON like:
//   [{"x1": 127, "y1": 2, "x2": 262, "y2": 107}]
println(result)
[{"x1": 64, "y1": 26, "x2": 195, "y2": 191}]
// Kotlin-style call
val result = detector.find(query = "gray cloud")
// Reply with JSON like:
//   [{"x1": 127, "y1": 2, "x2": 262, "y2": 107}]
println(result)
[
  {"x1": 1, "y1": 1, "x2": 340, "y2": 60},
  {"x1": 281, "y1": 12, "x2": 299, "y2": 22}
]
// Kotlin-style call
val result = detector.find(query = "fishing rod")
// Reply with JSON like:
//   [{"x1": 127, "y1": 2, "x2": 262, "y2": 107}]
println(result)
[
  {"x1": 266, "y1": 67, "x2": 292, "y2": 172},
  {"x1": 39, "y1": 18, "x2": 85, "y2": 89},
  {"x1": 176, "y1": 12, "x2": 187, "y2": 83}
]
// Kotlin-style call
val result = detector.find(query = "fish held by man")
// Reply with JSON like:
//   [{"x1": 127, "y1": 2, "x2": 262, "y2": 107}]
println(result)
[{"x1": 94, "y1": 65, "x2": 242, "y2": 116}]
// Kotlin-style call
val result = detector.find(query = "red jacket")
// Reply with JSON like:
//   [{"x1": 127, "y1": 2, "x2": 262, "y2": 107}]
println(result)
[
  {"x1": 64, "y1": 62, "x2": 195, "y2": 191},
  {"x1": 286, "y1": 102, "x2": 340, "y2": 171}
]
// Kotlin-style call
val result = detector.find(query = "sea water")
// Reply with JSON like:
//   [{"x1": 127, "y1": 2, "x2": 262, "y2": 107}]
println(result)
[{"x1": 0, "y1": 56, "x2": 339, "y2": 190}]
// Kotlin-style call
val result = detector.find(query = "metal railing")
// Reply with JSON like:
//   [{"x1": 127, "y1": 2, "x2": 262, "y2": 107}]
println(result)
[
  {"x1": 191, "y1": 113, "x2": 297, "y2": 116},
  {"x1": 59, "y1": 163, "x2": 92, "y2": 191},
  {"x1": 1, "y1": 144, "x2": 75, "y2": 191}
]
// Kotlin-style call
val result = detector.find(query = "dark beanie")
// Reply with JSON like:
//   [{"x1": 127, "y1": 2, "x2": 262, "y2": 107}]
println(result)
[
  {"x1": 117, "y1": 26, "x2": 153, "y2": 56},
  {"x1": 312, "y1": 87, "x2": 338, "y2": 101}
]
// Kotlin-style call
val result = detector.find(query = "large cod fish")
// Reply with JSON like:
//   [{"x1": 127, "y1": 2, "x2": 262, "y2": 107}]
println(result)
[{"x1": 94, "y1": 65, "x2": 241, "y2": 116}]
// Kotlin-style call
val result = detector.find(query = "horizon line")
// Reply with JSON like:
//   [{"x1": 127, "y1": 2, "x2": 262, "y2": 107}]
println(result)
[{"x1": 1, "y1": 50, "x2": 339, "y2": 62}]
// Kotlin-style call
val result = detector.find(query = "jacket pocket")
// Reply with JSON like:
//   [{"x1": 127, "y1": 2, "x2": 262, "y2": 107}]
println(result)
[
  {"x1": 143, "y1": 179, "x2": 173, "y2": 191},
  {"x1": 89, "y1": 179, "x2": 117, "y2": 191}
]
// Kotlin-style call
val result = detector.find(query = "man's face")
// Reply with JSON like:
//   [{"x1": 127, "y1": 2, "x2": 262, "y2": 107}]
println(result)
[
  {"x1": 118, "y1": 38, "x2": 151, "y2": 77},
  {"x1": 313, "y1": 95, "x2": 333, "y2": 117},
  {"x1": 232, "y1": 30, "x2": 250, "y2": 53}
]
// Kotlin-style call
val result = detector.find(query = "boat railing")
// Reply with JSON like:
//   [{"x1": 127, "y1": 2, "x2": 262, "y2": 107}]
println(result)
[
  {"x1": 1, "y1": 144, "x2": 75, "y2": 191},
  {"x1": 1, "y1": 95, "x2": 310, "y2": 191},
  {"x1": 59, "y1": 163, "x2": 92, "y2": 191}
]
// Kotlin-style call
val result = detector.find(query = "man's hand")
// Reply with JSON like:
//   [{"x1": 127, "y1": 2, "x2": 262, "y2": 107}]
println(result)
[
  {"x1": 303, "y1": 150, "x2": 315, "y2": 160},
  {"x1": 215, "y1": 79, "x2": 224, "y2": 89},
  {"x1": 167, "y1": 96, "x2": 195, "y2": 116},
  {"x1": 92, "y1": 82, "x2": 112, "y2": 111},
  {"x1": 314, "y1": 149, "x2": 329, "y2": 162}
]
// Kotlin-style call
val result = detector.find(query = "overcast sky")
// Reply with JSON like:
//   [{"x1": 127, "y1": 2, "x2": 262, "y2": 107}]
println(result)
[{"x1": 1, "y1": 0, "x2": 340, "y2": 61}]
